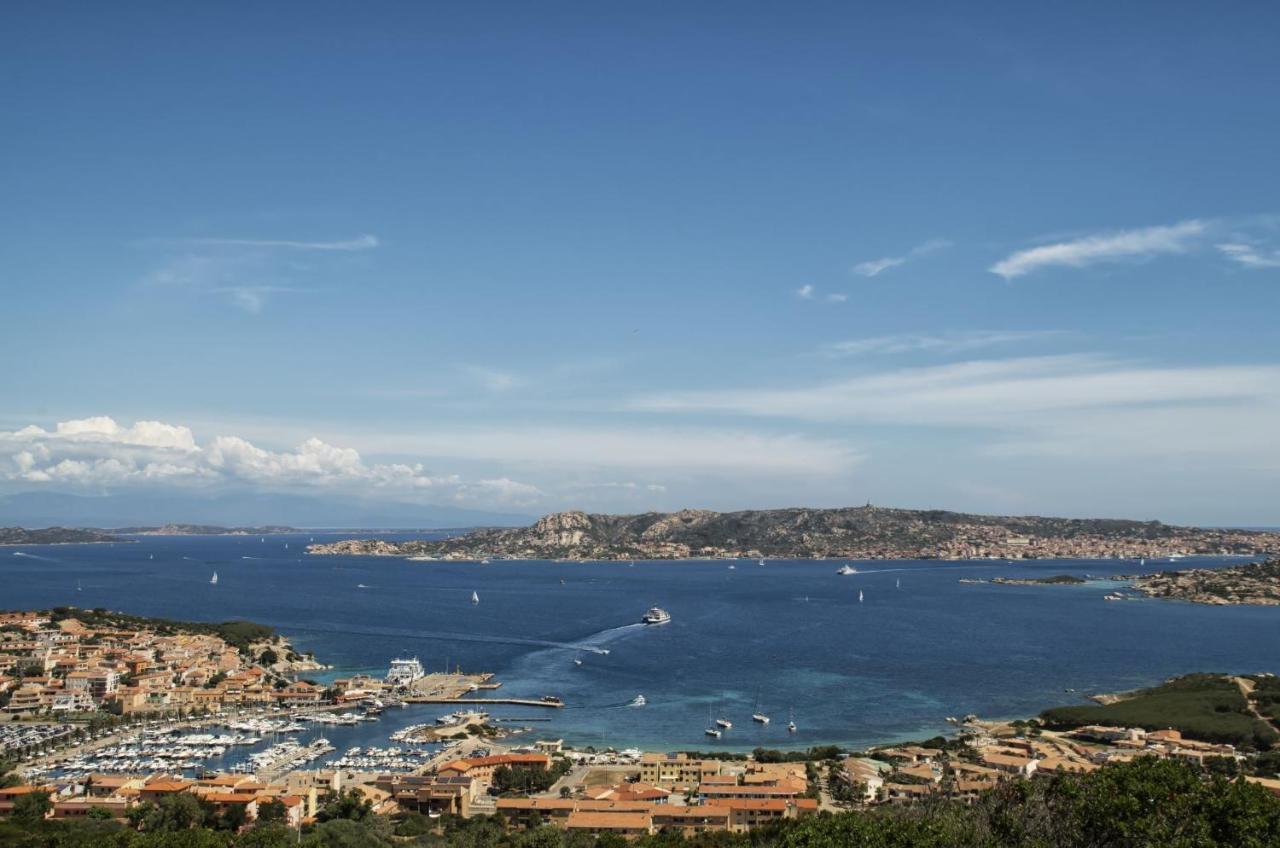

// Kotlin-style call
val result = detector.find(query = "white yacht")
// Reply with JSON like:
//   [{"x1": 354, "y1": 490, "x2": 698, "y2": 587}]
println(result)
[
  {"x1": 716, "y1": 717, "x2": 733, "y2": 729},
  {"x1": 837, "y1": 564, "x2": 858, "y2": 575},
  {"x1": 641, "y1": 607, "x2": 671, "y2": 625}
]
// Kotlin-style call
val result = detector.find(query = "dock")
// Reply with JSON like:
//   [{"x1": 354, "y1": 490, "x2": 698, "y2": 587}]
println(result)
[{"x1": 401, "y1": 697, "x2": 565, "y2": 708}]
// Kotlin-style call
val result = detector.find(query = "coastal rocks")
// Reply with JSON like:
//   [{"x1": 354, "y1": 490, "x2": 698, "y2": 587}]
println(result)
[
  {"x1": 1124, "y1": 560, "x2": 1280, "y2": 606},
  {"x1": 531, "y1": 511, "x2": 593, "y2": 547}
]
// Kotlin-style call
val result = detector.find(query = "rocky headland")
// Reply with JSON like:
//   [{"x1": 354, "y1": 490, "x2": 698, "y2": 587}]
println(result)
[{"x1": 1123, "y1": 559, "x2": 1280, "y2": 605}]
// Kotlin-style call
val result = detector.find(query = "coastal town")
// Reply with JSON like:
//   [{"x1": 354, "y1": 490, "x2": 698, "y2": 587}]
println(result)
[{"x1": 5, "y1": 607, "x2": 1280, "y2": 841}]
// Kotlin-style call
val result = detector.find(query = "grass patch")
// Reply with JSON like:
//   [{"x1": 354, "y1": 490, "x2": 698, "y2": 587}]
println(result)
[{"x1": 1040, "y1": 673, "x2": 1279, "y2": 750}]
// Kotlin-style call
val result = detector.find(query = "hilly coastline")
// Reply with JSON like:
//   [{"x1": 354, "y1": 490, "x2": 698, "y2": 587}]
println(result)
[{"x1": 307, "y1": 505, "x2": 1280, "y2": 561}]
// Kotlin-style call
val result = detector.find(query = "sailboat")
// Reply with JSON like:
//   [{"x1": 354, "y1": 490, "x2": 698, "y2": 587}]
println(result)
[
  {"x1": 471, "y1": 590, "x2": 480, "y2": 604},
  {"x1": 751, "y1": 692, "x2": 770, "y2": 724},
  {"x1": 705, "y1": 706, "x2": 722, "y2": 737},
  {"x1": 715, "y1": 697, "x2": 732, "y2": 728},
  {"x1": 149, "y1": 554, "x2": 153, "y2": 560},
  {"x1": 896, "y1": 578, "x2": 900, "y2": 589},
  {"x1": 858, "y1": 589, "x2": 864, "y2": 603},
  {"x1": 758, "y1": 558, "x2": 766, "y2": 566},
  {"x1": 788, "y1": 708, "x2": 797, "y2": 733},
  {"x1": 210, "y1": 571, "x2": 219, "y2": 585},
  {"x1": 76, "y1": 580, "x2": 82, "y2": 592}
]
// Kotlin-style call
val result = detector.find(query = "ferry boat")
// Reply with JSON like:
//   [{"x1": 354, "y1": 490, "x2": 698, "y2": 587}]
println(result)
[
  {"x1": 837, "y1": 564, "x2": 858, "y2": 575},
  {"x1": 386, "y1": 657, "x2": 426, "y2": 687},
  {"x1": 641, "y1": 607, "x2": 671, "y2": 625}
]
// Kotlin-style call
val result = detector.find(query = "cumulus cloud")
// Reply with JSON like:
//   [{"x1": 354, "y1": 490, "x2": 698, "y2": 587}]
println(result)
[
  {"x1": 0, "y1": 416, "x2": 541, "y2": 504},
  {"x1": 990, "y1": 220, "x2": 1205, "y2": 279}
]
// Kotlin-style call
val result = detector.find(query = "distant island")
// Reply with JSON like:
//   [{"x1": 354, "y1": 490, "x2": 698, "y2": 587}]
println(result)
[
  {"x1": 1122, "y1": 560, "x2": 1280, "y2": 606},
  {"x1": 306, "y1": 506, "x2": 1280, "y2": 562},
  {"x1": 110, "y1": 524, "x2": 300, "y2": 536},
  {"x1": 978, "y1": 574, "x2": 1088, "y2": 586},
  {"x1": 0, "y1": 526, "x2": 121, "y2": 545}
]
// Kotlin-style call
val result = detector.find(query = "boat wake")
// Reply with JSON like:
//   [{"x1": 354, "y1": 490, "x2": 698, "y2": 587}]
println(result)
[
  {"x1": 278, "y1": 622, "x2": 617, "y2": 655},
  {"x1": 12, "y1": 551, "x2": 58, "y2": 562}
]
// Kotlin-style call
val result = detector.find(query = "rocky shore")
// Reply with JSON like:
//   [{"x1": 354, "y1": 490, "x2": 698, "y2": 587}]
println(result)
[{"x1": 1123, "y1": 559, "x2": 1280, "y2": 605}]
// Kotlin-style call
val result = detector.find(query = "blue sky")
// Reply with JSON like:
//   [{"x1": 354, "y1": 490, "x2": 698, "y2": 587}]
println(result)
[{"x1": 3, "y1": 3, "x2": 1279, "y2": 524}]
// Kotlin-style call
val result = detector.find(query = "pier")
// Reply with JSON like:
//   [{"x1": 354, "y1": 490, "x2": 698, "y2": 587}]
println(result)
[{"x1": 401, "y1": 696, "x2": 565, "y2": 708}]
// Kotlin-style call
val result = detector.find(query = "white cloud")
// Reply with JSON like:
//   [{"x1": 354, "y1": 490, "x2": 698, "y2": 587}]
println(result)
[
  {"x1": 990, "y1": 220, "x2": 1205, "y2": 279},
  {"x1": 162, "y1": 234, "x2": 379, "y2": 251},
  {"x1": 796, "y1": 284, "x2": 815, "y2": 299},
  {"x1": 1217, "y1": 242, "x2": 1280, "y2": 269},
  {"x1": 358, "y1": 428, "x2": 860, "y2": 476},
  {"x1": 826, "y1": 330, "x2": 1065, "y2": 357},
  {"x1": 628, "y1": 355, "x2": 1280, "y2": 463},
  {"x1": 851, "y1": 257, "x2": 905, "y2": 277},
  {"x1": 852, "y1": 238, "x2": 952, "y2": 277},
  {"x1": 0, "y1": 416, "x2": 543, "y2": 504},
  {"x1": 826, "y1": 293, "x2": 849, "y2": 303}
]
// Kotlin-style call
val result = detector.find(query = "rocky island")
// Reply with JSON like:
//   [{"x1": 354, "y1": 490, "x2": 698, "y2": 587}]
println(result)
[
  {"x1": 111, "y1": 524, "x2": 300, "y2": 536},
  {"x1": 1123, "y1": 559, "x2": 1280, "y2": 605},
  {"x1": 307, "y1": 506, "x2": 1280, "y2": 562}
]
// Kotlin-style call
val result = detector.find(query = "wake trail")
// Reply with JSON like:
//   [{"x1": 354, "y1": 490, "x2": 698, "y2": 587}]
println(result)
[
  {"x1": 277, "y1": 622, "x2": 616, "y2": 655},
  {"x1": 12, "y1": 551, "x2": 59, "y2": 562}
]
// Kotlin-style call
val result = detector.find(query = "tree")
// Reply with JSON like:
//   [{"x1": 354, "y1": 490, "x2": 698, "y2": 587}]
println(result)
[
  {"x1": 257, "y1": 799, "x2": 288, "y2": 825},
  {"x1": 316, "y1": 789, "x2": 373, "y2": 823},
  {"x1": 12, "y1": 791, "x2": 51, "y2": 826},
  {"x1": 259, "y1": 649, "x2": 279, "y2": 667}
]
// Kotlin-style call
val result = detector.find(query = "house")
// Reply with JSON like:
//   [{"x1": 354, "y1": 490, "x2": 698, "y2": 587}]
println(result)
[
  {"x1": 437, "y1": 753, "x2": 548, "y2": 786},
  {"x1": 639, "y1": 752, "x2": 721, "y2": 787},
  {"x1": 564, "y1": 811, "x2": 653, "y2": 837}
]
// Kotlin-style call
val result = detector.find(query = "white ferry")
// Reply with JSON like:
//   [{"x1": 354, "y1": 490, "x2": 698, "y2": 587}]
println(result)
[
  {"x1": 641, "y1": 607, "x2": 671, "y2": 625},
  {"x1": 386, "y1": 657, "x2": 426, "y2": 687}
]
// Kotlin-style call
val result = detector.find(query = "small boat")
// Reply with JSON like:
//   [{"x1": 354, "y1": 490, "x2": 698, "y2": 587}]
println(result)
[
  {"x1": 210, "y1": 571, "x2": 218, "y2": 585},
  {"x1": 573, "y1": 658, "x2": 583, "y2": 666},
  {"x1": 758, "y1": 559, "x2": 766, "y2": 566},
  {"x1": 630, "y1": 695, "x2": 646, "y2": 707},
  {"x1": 716, "y1": 718, "x2": 733, "y2": 729},
  {"x1": 705, "y1": 726, "x2": 722, "y2": 738},
  {"x1": 788, "y1": 708, "x2": 797, "y2": 733},
  {"x1": 728, "y1": 564, "x2": 736, "y2": 570},
  {"x1": 751, "y1": 692, "x2": 770, "y2": 724},
  {"x1": 858, "y1": 590, "x2": 864, "y2": 603},
  {"x1": 837, "y1": 564, "x2": 858, "y2": 575},
  {"x1": 357, "y1": 583, "x2": 370, "y2": 589},
  {"x1": 149, "y1": 554, "x2": 154, "y2": 560},
  {"x1": 471, "y1": 591, "x2": 480, "y2": 604},
  {"x1": 896, "y1": 578, "x2": 900, "y2": 589},
  {"x1": 480, "y1": 558, "x2": 491, "y2": 565},
  {"x1": 76, "y1": 581, "x2": 82, "y2": 592},
  {"x1": 641, "y1": 607, "x2": 671, "y2": 625}
]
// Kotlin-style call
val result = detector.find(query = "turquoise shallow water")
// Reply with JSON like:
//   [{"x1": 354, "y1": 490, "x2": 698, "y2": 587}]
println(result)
[{"x1": 6, "y1": 534, "x2": 1278, "y2": 752}]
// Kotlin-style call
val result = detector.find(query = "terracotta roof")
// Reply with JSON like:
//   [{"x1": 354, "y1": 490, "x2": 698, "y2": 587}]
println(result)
[{"x1": 565, "y1": 811, "x2": 651, "y2": 830}]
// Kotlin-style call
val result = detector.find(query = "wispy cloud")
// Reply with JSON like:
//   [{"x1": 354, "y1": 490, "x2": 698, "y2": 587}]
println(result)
[
  {"x1": 795, "y1": 285, "x2": 848, "y2": 303},
  {"x1": 463, "y1": 366, "x2": 523, "y2": 393},
  {"x1": 139, "y1": 231, "x2": 376, "y2": 314},
  {"x1": 990, "y1": 220, "x2": 1205, "y2": 279},
  {"x1": 852, "y1": 238, "x2": 952, "y2": 278},
  {"x1": 1217, "y1": 242, "x2": 1280, "y2": 269},
  {"x1": 826, "y1": 330, "x2": 1065, "y2": 357},
  {"x1": 162, "y1": 234, "x2": 379, "y2": 251},
  {"x1": 796, "y1": 284, "x2": 815, "y2": 299}
]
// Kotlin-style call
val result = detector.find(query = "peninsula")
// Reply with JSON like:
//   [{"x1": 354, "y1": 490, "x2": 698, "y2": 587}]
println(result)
[
  {"x1": 306, "y1": 506, "x2": 1280, "y2": 562},
  {"x1": 1123, "y1": 559, "x2": 1280, "y2": 605}
]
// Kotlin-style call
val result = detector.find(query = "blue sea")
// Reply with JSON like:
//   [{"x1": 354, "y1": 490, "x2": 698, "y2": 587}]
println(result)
[{"x1": 6, "y1": 534, "x2": 1279, "y2": 755}]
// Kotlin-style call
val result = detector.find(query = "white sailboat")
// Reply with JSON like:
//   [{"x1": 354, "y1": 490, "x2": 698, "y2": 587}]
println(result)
[
  {"x1": 705, "y1": 706, "x2": 722, "y2": 737},
  {"x1": 788, "y1": 708, "x2": 797, "y2": 733},
  {"x1": 210, "y1": 571, "x2": 219, "y2": 585},
  {"x1": 751, "y1": 692, "x2": 770, "y2": 724},
  {"x1": 858, "y1": 589, "x2": 864, "y2": 603},
  {"x1": 471, "y1": 590, "x2": 480, "y2": 604},
  {"x1": 896, "y1": 578, "x2": 900, "y2": 589}
]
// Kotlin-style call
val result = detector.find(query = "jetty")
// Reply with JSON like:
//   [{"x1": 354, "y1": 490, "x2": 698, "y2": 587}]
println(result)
[{"x1": 401, "y1": 696, "x2": 565, "y2": 709}]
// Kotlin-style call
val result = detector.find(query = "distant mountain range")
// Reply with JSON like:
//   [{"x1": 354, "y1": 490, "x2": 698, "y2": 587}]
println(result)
[
  {"x1": 308, "y1": 506, "x2": 1280, "y2": 561},
  {"x1": 0, "y1": 490, "x2": 533, "y2": 530},
  {"x1": 0, "y1": 527, "x2": 120, "y2": 545}
]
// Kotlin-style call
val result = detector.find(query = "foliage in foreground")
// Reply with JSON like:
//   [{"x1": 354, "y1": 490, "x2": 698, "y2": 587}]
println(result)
[
  {"x1": 1040, "y1": 673, "x2": 1279, "y2": 749},
  {"x1": 3, "y1": 759, "x2": 1280, "y2": 847}
]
